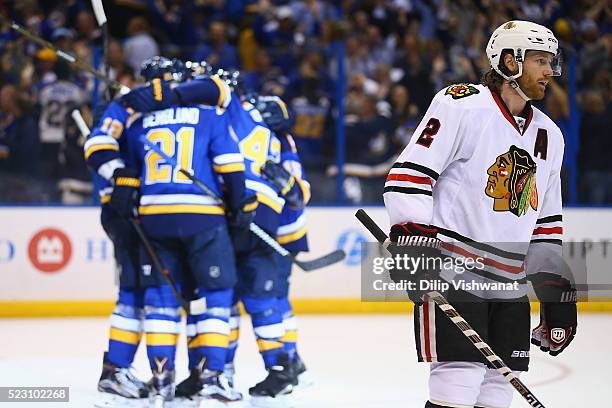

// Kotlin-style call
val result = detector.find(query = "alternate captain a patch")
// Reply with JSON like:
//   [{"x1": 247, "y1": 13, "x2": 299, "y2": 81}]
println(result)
[
  {"x1": 485, "y1": 145, "x2": 538, "y2": 217},
  {"x1": 444, "y1": 83, "x2": 480, "y2": 99}
]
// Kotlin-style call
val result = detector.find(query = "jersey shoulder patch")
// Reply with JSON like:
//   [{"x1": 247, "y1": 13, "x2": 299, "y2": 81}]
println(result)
[{"x1": 444, "y1": 83, "x2": 480, "y2": 100}]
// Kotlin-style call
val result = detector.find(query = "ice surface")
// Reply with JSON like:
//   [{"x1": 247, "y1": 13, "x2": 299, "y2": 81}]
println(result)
[{"x1": 0, "y1": 314, "x2": 609, "y2": 407}]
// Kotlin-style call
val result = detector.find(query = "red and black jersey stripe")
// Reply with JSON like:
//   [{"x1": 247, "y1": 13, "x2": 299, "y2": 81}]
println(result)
[
  {"x1": 390, "y1": 162, "x2": 439, "y2": 180},
  {"x1": 435, "y1": 226, "x2": 526, "y2": 261}
]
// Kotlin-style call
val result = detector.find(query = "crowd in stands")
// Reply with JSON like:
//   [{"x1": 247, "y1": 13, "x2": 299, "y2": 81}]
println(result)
[{"x1": 0, "y1": 0, "x2": 610, "y2": 204}]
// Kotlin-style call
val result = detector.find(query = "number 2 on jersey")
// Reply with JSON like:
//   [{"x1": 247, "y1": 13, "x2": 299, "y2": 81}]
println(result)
[
  {"x1": 145, "y1": 127, "x2": 194, "y2": 185},
  {"x1": 416, "y1": 118, "x2": 441, "y2": 148}
]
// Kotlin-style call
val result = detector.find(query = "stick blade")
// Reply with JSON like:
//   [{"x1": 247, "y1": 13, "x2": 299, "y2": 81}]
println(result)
[{"x1": 296, "y1": 249, "x2": 346, "y2": 271}]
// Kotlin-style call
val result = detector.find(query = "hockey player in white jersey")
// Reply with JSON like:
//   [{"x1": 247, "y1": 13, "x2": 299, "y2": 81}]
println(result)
[{"x1": 384, "y1": 21, "x2": 577, "y2": 408}]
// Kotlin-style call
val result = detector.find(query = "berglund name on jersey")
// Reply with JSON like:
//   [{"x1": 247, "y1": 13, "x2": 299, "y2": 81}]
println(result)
[{"x1": 142, "y1": 107, "x2": 200, "y2": 128}]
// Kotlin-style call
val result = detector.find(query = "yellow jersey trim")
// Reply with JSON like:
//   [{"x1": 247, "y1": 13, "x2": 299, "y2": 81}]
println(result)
[
  {"x1": 139, "y1": 204, "x2": 225, "y2": 215},
  {"x1": 85, "y1": 144, "x2": 119, "y2": 160},
  {"x1": 213, "y1": 162, "x2": 246, "y2": 173}
]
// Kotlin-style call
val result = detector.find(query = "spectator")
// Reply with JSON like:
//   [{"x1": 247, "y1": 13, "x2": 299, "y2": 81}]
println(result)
[
  {"x1": 37, "y1": 59, "x2": 87, "y2": 180},
  {"x1": 75, "y1": 10, "x2": 100, "y2": 43},
  {"x1": 107, "y1": 38, "x2": 133, "y2": 83},
  {"x1": 283, "y1": 58, "x2": 332, "y2": 169},
  {"x1": 123, "y1": 16, "x2": 160, "y2": 74},
  {"x1": 242, "y1": 48, "x2": 287, "y2": 94},
  {"x1": 578, "y1": 90, "x2": 612, "y2": 204},
  {"x1": 0, "y1": 84, "x2": 40, "y2": 176},
  {"x1": 253, "y1": 4, "x2": 300, "y2": 75},
  {"x1": 192, "y1": 20, "x2": 240, "y2": 70},
  {"x1": 388, "y1": 83, "x2": 420, "y2": 147}
]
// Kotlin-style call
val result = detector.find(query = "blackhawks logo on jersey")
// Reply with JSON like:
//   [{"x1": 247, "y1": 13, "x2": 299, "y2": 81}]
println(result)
[
  {"x1": 444, "y1": 83, "x2": 480, "y2": 99},
  {"x1": 485, "y1": 145, "x2": 538, "y2": 217}
]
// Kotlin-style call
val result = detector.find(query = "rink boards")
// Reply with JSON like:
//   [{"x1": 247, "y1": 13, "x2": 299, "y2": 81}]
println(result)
[{"x1": 1, "y1": 206, "x2": 611, "y2": 316}]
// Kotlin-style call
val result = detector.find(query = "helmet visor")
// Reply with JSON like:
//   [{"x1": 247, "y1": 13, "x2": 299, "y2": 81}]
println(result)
[{"x1": 551, "y1": 49, "x2": 562, "y2": 77}]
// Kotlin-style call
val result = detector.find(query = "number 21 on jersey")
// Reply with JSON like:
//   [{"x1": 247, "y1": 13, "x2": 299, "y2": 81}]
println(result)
[{"x1": 145, "y1": 127, "x2": 195, "y2": 185}]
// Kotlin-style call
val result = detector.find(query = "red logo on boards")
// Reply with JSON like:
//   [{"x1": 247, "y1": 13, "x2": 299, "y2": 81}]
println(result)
[{"x1": 28, "y1": 228, "x2": 72, "y2": 273}]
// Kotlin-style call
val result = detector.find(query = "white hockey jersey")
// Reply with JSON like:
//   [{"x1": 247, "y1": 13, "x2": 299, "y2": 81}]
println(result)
[
  {"x1": 38, "y1": 81, "x2": 86, "y2": 144},
  {"x1": 384, "y1": 83, "x2": 564, "y2": 299}
]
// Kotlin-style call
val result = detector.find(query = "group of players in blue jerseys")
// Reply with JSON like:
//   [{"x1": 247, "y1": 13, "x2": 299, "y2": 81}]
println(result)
[{"x1": 85, "y1": 56, "x2": 311, "y2": 408}]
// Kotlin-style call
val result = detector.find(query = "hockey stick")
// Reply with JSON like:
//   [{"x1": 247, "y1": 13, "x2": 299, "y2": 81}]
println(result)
[
  {"x1": 0, "y1": 15, "x2": 129, "y2": 95},
  {"x1": 141, "y1": 135, "x2": 346, "y2": 271},
  {"x1": 71, "y1": 109, "x2": 206, "y2": 315},
  {"x1": 91, "y1": 0, "x2": 112, "y2": 101},
  {"x1": 355, "y1": 209, "x2": 547, "y2": 408},
  {"x1": 130, "y1": 218, "x2": 206, "y2": 315}
]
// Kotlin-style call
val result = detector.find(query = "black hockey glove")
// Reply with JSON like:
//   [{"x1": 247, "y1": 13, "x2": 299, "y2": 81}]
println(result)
[
  {"x1": 227, "y1": 194, "x2": 258, "y2": 229},
  {"x1": 120, "y1": 78, "x2": 180, "y2": 113},
  {"x1": 227, "y1": 194, "x2": 258, "y2": 251},
  {"x1": 388, "y1": 223, "x2": 442, "y2": 304},
  {"x1": 530, "y1": 272, "x2": 577, "y2": 356},
  {"x1": 260, "y1": 160, "x2": 303, "y2": 209},
  {"x1": 109, "y1": 167, "x2": 141, "y2": 219}
]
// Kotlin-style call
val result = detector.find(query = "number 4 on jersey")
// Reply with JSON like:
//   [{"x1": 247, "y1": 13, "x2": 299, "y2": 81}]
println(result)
[{"x1": 416, "y1": 118, "x2": 441, "y2": 148}]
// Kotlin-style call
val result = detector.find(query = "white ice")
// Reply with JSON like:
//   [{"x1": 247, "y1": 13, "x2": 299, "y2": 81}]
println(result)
[{"x1": 0, "y1": 313, "x2": 610, "y2": 407}]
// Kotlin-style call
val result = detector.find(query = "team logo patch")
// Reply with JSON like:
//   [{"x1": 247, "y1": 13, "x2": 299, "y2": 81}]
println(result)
[
  {"x1": 485, "y1": 145, "x2": 538, "y2": 217},
  {"x1": 551, "y1": 328, "x2": 566, "y2": 343},
  {"x1": 444, "y1": 83, "x2": 480, "y2": 99}
]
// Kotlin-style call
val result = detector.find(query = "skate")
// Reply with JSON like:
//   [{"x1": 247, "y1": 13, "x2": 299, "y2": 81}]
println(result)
[
  {"x1": 176, "y1": 368, "x2": 202, "y2": 397},
  {"x1": 292, "y1": 353, "x2": 313, "y2": 390},
  {"x1": 198, "y1": 359, "x2": 243, "y2": 407},
  {"x1": 149, "y1": 357, "x2": 175, "y2": 408},
  {"x1": 95, "y1": 352, "x2": 148, "y2": 407},
  {"x1": 173, "y1": 368, "x2": 202, "y2": 407},
  {"x1": 223, "y1": 362, "x2": 236, "y2": 388},
  {"x1": 248, "y1": 355, "x2": 295, "y2": 408}
]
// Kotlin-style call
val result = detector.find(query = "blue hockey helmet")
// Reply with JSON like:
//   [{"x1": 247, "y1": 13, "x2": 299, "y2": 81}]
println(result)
[
  {"x1": 256, "y1": 95, "x2": 293, "y2": 133},
  {"x1": 217, "y1": 69, "x2": 242, "y2": 93},
  {"x1": 185, "y1": 60, "x2": 213, "y2": 79},
  {"x1": 170, "y1": 58, "x2": 191, "y2": 82},
  {"x1": 140, "y1": 56, "x2": 175, "y2": 82}
]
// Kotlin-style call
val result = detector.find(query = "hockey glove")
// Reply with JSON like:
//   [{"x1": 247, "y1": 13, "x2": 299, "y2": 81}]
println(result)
[
  {"x1": 227, "y1": 194, "x2": 258, "y2": 230},
  {"x1": 120, "y1": 78, "x2": 180, "y2": 113},
  {"x1": 388, "y1": 223, "x2": 442, "y2": 304},
  {"x1": 109, "y1": 167, "x2": 141, "y2": 219},
  {"x1": 260, "y1": 160, "x2": 303, "y2": 209},
  {"x1": 530, "y1": 272, "x2": 577, "y2": 356},
  {"x1": 227, "y1": 194, "x2": 258, "y2": 251}
]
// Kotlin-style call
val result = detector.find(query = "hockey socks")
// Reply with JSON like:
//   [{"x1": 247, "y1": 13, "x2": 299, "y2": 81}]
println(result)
[
  {"x1": 107, "y1": 288, "x2": 144, "y2": 368},
  {"x1": 278, "y1": 296, "x2": 298, "y2": 361},
  {"x1": 242, "y1": 296, "x2": 285, "y2": 368}
]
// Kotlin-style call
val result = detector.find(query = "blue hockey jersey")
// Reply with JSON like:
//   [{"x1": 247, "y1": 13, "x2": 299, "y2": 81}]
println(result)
[
  {"x1": 276, "y1": 134, "x2": 310, "y2": 252},
  {"x1": 85, "y1": 101, "x2": 247, "y2": 237}
]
